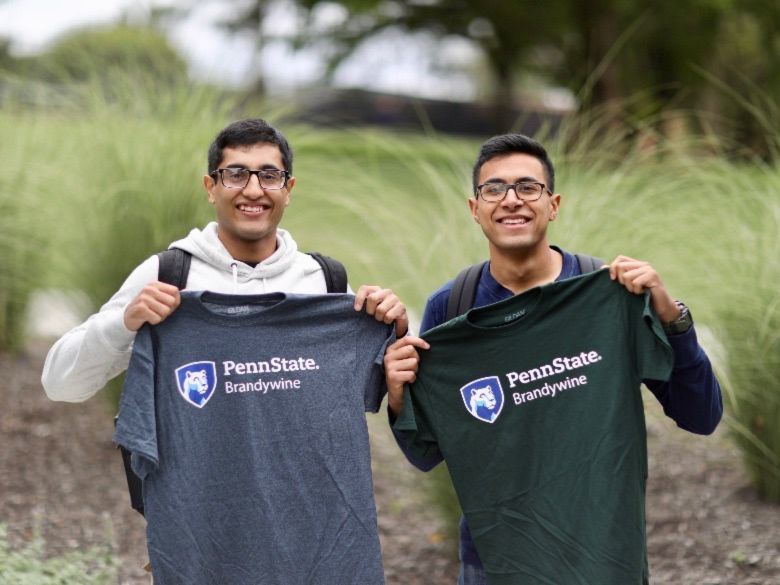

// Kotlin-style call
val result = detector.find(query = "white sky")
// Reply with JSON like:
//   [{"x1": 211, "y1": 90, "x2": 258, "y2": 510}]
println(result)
[
  {"x1": 0, "y1": 0, "x2": 481, "y2": 100},
  {"x1": 0, "y1": 0, "x2": 146, "y2": 49}
]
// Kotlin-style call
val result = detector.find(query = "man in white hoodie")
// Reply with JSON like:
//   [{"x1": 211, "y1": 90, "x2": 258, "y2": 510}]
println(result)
[{"x1": 42, "y1": 118, "x2": 409, "y2": 402}]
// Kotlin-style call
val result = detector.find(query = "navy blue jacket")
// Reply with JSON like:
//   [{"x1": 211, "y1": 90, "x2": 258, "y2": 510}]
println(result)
[{"x1": 392, "y1": 248, "x2": 723, "y2": 567}]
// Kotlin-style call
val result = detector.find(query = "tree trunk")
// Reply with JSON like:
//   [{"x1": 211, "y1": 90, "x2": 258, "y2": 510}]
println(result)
[
  {"x1": 490, "y1": 55, "x2": 516, "y2": 133},
  {"x1": 577, "y1": 0, "x2": 623, "y2": 129}
]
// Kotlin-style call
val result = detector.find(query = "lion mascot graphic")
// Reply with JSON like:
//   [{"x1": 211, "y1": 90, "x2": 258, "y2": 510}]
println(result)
[
  {"x1": 469, "y1": 386, "x2": 498, "y2": 422},
  {"x1": 184, "y1": 369, "x2": 210, "y2": 406}
]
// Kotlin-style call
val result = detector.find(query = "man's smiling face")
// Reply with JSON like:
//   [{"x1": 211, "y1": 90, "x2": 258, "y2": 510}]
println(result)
[
  {"x1": 468, "y1": 152, "x2": 559, "y2": 257},
  {"x1": 203, "y1": 142, "x2": 295, "y2": 262}
]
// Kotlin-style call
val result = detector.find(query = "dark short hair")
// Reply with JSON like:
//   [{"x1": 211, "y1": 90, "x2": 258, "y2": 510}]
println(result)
[
  {"x1": 472, "y1": 134, "x2": 555, "y2": 195},
  {"x1": 207, "y1": 118, "x2": 293, "y2": 175}
]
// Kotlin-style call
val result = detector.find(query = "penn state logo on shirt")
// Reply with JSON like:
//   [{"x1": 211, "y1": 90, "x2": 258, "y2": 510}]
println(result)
[
  {"x1": 175, "y1": 361, "x2": 217, "y2": 408},
  {"x1": 460, "y1": 376, "x2": 504, "y2": 424}
]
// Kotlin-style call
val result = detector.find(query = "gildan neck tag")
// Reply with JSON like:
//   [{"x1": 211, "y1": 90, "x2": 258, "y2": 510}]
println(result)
[
  {"x1": 465, "y1": 285, "x2": 543, "y2": 331},
  {"x1": 189, "y1": 290, "x2": 288, "y2": 324}
]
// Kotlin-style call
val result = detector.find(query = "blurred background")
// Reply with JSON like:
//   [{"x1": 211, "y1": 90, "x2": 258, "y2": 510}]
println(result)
[{"x1": 0, "y1": 0, "x2": 778, "y2": 583}]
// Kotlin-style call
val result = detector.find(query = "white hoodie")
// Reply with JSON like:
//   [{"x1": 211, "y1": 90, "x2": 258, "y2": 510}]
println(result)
[{"x1": 41, "y1": 222, "x2": 337, "y2": 402}]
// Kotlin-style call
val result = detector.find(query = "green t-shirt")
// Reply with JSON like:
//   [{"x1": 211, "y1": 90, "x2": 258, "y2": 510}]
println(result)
[{"x1": 395, "y1": 270, "x2": 673, "y2": 585}]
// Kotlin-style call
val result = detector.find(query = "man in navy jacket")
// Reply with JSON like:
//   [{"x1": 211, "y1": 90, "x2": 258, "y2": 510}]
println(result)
[{"x1": 384, "y1": 133, "x2": 722, "y2": 585}]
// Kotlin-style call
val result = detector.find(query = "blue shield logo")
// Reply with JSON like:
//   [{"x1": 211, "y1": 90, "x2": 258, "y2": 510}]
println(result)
[
  {"x1": 460, "y1": 376, "x2": 504, "y2": 423},
  {"x1": 175, "y1": 361, "x2": 217, "y2": 408}
]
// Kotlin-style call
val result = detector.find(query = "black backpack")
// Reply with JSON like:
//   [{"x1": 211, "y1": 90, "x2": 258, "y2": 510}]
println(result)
[
  {"x1": 118, "y1": 248, "x2": 348, "y2": 515},
  {"x1": 445, "y1": 254, "x2": 604, "y2": 321}
]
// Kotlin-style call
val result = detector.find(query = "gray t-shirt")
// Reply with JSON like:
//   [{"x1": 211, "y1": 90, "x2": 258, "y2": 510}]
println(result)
[{"x1": 114, "y1": 291, "x2": 394, "y2": 585}]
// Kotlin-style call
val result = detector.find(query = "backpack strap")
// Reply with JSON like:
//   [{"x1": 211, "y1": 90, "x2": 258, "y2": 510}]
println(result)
[
  {"x1": 307, "y1": 252, "x2": 348, "y2": 293},
  {"x1": 117, "y1": 427, "x2": 145, "y2": 516},
  {"x1": 155, "y1": 248, "x2": 347, "y2": 292},
  {"x1": 575, "y1": 253, "x2": 605, "y2": 274},
  {"x1": 446, "y1": 262, "x2": 486, "y2": 321},
  {"x1": 157, "y1": 248, "x2": 192, "y2": 289}
]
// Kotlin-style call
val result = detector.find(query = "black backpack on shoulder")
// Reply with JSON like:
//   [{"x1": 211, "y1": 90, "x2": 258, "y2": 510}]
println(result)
[
  {"x1": 118, "y1": 247, "x2": 348, "y2": 516},
  {"x1": 445, "y1": 254, "x2": 604, "y2": 321}
]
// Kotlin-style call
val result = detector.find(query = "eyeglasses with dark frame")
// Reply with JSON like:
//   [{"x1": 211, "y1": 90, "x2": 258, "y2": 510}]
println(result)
[
  {"x1": 211, "y1": 168, "x2": 290, "y2": 190},
  {"x1": 475, "y1": 181, "x2": 551, "y2": 203}
]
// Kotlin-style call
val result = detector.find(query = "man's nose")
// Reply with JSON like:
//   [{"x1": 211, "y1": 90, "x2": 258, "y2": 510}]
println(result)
[
  {"x1": 501, "y1": 186, "x2": 525, "y2": 205},
  {"x1": 243, "y1": 173, "x2": 265, "y2": 195}
]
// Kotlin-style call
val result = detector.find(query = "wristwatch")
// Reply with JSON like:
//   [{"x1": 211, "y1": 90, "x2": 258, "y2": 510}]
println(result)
[{"x1": 662, "y1": 301, "x2": 693, "y2": 335}]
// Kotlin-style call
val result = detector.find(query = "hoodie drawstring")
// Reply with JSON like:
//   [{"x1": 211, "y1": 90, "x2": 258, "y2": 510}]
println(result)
[{"x1": 231, "y1": 262, "x2": 238, "y2": 294}]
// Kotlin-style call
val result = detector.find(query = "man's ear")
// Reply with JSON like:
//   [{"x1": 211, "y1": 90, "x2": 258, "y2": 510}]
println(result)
[
  {"x1": 284, "y1": 176, "x2": 295, "y2": 207},
  {"x1": 549, "y1": 192, "x2": 561, "y2": 219},
  {"x1": 467, "y1": 196, "x2": 479, "y2": 223},
  {"x1": 203, "y1": 174, "x2": 216, "y2": 204}
]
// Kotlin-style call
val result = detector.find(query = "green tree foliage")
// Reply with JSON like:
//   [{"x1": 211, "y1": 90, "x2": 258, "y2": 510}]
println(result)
[
  {"x1": 3, "y1": 25, "x2": 188, "y2": 84},
  {"x1": 0, "y1": 37, "x2": 14, "y2": 71},
  {"x1": 218, "y1": 0, "x2": 779, "y2": 152},
  {"x1": 549, "y1": 0, "x2": 780, "y2": 139},
  {"x1": 564, "y1": 1, "x2": 727, "y2": 100},
  {"x1": 221, "y1": 0, "x2": 567, "y2": 128}
]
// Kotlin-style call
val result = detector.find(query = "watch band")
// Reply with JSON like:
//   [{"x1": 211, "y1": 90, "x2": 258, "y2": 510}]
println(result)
[{"x1": 662, "y1": 301, "x2": 693, "y2": 336}]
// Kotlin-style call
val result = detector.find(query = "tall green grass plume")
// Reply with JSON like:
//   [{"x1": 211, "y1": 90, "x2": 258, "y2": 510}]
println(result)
[
  {"x1": 24, "y1": 73, "x2": 247, "y2": 403},
  {"x1": 0, "y1": 105, "x2": 56, "y2": 352},
  {"x1": 282, "y1": 125, "x2": 480, "y2": 318},
  {"x1": 710, "y1": 175, "x2": 780, "y2": 502},
  {"x1": 51, "y1": 78, "x2": 238, "y2": 307}
]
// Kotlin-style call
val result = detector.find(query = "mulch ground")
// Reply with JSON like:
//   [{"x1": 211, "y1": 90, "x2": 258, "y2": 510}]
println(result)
[{"x1": 1, "y1": 342, "x2": 778, "y2": 584}]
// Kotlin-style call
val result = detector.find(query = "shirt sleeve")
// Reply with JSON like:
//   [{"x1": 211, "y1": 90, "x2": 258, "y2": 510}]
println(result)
[
  {"x1": 41, "y1": 254, "x2": 159, "y2": 402},
  {"x1": 632, "y1": 291, "x2": 674, "y2": 383},
  {"x1": 355, "y1": 316, "x2": 396, "y2": 413},
  {"x1": 644, "y1": 325, "x2": 723, "y2": 434},
  {"x1": 392, "y1": 378, "x2": 442, "y2": 463},
  {"x1": 387, "y1": 295, "x2": 447, "y2": 470},
  {"x1": 420, "y1": 286, "x2": 451, "y2": 334},
  {"x1": 112, "y1": 324, "x2": 159, "y2": 479}
]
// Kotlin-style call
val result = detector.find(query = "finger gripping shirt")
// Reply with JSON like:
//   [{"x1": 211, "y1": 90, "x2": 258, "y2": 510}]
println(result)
[
  {"x1": 114, "y1": 291, "x2": 394, "y2": 585},
  {"x1": 394, "y1": 270, "x2": 673, "y2": 585}
]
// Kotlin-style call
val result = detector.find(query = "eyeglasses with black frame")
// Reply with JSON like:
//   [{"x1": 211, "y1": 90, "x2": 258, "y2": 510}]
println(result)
[
  {"x1": 211, "y1": 168, "x2": 289, "y2": 190},
  {"x1": 476, "y1": 181, "x2": 550, "y2": 203}
]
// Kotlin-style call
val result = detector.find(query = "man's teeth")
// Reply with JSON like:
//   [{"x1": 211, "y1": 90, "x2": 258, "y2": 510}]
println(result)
[
  {"x1": 501, "y1": 218, "x2": 528, "y2": 224},
  {"x1": 239, "y1": 204, "x2": 265, "y2": 212}
]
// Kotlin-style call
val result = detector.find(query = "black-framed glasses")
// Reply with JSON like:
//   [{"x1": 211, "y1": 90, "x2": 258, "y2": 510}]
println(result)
[
  {"x1": 476, "y1": 181, "x2": 550, "y2": 203},
  {"x1": 211, "y1": 168, "x2": 289, "y2": 190}
]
